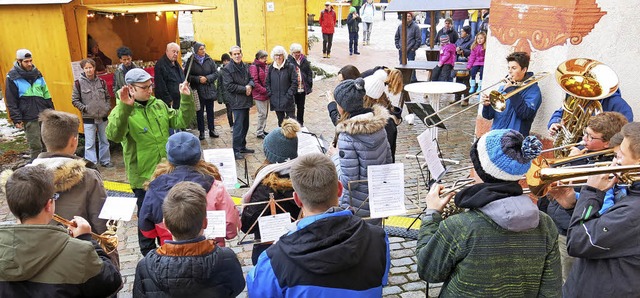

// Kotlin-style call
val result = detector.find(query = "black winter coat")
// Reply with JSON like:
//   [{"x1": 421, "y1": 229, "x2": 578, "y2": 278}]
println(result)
[
  {"x1": 286, "y1": 55, "x2": 313, "y2": 94},
  {"x1": 185, "y1": 55, "x2": 218, "y2": 100},
  {"x1": 133, "y1": 238, "x2": 245, "y2": 298},
  {"x1": 221, "y1": 61, "x2": 254, "y2": 110},
  {"x1": 154, "y1": 55, "x2": 185, "y2": 105},
  {"x1": 266, "y1": 62, "x2": 298, "y2": 112}
]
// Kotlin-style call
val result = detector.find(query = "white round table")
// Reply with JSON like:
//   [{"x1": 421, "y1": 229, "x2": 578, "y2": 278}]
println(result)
[{"x1": 404, "y1": 82, "x2": 466, "y2": 138}]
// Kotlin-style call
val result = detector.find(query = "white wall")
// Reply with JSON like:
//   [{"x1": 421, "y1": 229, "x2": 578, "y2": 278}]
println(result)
[{"x1": 481, "y1": 0, "x2": 640, "y2": 137}]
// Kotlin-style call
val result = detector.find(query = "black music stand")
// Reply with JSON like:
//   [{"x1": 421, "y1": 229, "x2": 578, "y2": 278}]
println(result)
[
  {"x1": 405, "y1": 102, "x2": 446, "y2": 129},
  {"x1": 237, "y1": 158, "x2": 250, "y2": 188}
]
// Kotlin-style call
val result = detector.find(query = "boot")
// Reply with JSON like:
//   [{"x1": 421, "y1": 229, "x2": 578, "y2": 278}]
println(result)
[
  {"x1": 209, "y1": 129, "x2": 220, "y2": 138},
  {"x1": 477, "y1": 80, "x2": 482, "y2": 93},
  {"x1": 198, "y1": 131, "x2": 205, "y2": 140},
  {"x1": 468, "y1": 80, "x2": 477, "y2": 94}
]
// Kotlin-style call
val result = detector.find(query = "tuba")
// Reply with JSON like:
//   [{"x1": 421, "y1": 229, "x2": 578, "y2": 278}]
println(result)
[{"x1": 552, "y1": 59, "x2": 619, "y2": 158}]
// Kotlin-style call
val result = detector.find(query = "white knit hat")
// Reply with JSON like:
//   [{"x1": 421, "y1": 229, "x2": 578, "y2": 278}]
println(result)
[{"x1": 364, "y1": 70, "x2": 387, "y2": 99}]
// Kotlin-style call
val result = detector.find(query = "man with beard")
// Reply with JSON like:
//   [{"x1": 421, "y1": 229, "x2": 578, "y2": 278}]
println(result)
[{"x1": 5, "y1": 49, "x2": 54, "y2": 159}]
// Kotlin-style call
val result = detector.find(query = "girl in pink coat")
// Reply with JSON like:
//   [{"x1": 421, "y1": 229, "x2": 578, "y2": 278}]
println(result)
[{"x1": 467, "y1": 31, "x2": 486, "y2": 93}]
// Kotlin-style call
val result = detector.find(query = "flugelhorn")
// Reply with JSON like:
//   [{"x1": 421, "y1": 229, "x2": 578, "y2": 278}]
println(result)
[
  {"x1": 53, "y1": 214, "x2": 118, "y2": 254},
  {"x1": 425, "y1": 72, "x2": 551, "y2": 128},
  {"x1": 526, "y1": 164, "x2": 640, "y2": 196}
]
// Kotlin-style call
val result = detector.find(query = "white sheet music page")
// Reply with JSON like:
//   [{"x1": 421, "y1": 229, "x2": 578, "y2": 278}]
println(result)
[
  {"x1": 202, "y1": 148, "x2": 238, "y2": 189},
  {"x1": 98, "y1": 197, "x2": 137, "y2": 221},
  {"x1": 258, "y1": 212, "x2": 292, "y2": 243},
  {"x1": 204, "y1": 210, "x2": 226, "y2": 239},
  {"x1": 297, "y1": 131, "x2": 323, "y2": 156},
  {"x1": 367, "y1": 163, "x2": 407, "y2": 218},
  {"x1": 418, "y1": 128, "x2": 446, "y2": 179}
]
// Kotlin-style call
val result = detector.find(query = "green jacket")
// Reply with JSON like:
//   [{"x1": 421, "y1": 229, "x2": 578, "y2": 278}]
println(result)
[
  {"x1": 106, "y1": 92, "x2": 195, "y2": 189},
  {"x1": 416, "y1": 209, "x2": 561, "y2": 297}
]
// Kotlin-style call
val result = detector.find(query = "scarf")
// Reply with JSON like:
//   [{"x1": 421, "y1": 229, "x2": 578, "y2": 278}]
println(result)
[
  {"x1": 454, "y1": 181, "x2": 523, "y2": 209},
  {"x1": 195, "y1": 54, "x2": 206, "y2": 65},
  {"x1": 13, "y1": 62, "x2": 42, "y2": 82},
  {"x1": 273, "y1": 59, "x2": 285, "y2": 70}
]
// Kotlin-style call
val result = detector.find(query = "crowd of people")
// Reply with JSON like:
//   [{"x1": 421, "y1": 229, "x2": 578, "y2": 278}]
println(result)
[{"x1": 2, "y1": 4, "x2": 640, "y2": 298}]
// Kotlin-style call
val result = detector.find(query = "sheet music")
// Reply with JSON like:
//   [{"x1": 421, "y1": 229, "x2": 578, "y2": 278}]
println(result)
[
  {"x1": 202, "y1": 148, "x2": 238, "y2": 189},
  {"x1": 98, "y1": 197, "x2": 137, "y2": 221},
  {"x1": 297, "y1": 131, "x2": 324, "y2": 156},
  {"x1": 258, "y1": 212, "x2": 292, "y2": 243},
  {"x1": 367, "y1": 163, "x2": 407, "y2": 218},
  {"x1": 204, "y1": 210, "x2": 226, "y2": 239},
  {"x1": 418, "y1": 128, "x2": 446, "y2": 180}
]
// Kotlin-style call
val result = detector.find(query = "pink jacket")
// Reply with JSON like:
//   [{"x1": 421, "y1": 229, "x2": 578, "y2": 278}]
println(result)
[
  {"x1": 467, "y1": 45, "x2": 486, "y2": 68},
  {"x1": 439, "y1": 43, "x2": 457, "y2": 66},
  {"x1": 207, "y1": 180, "x2": 241, "y2": 247},
  {"x1": 249, "y1": 59, "x2": 269, "y2": 101}
]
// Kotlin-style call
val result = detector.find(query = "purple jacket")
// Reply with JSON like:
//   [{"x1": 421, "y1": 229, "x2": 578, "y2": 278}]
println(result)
[
  {"x1": 249, "y1": 59, "x2": 268, "y2": 101},
  {"x1": 467, "y1": 45, "x2": 485, "y2": 68},
  {"x1": 439, "y1": 44, "x2": 457, "y2": 66}
]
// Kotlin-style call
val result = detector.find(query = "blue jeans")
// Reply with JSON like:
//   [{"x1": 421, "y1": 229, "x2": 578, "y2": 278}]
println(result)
[
  {"x1": 454, "y1": 20, "x2": 465, "y2": 35},
  {"x1": 470, "y1": 21, "x2": 478, "y2": 38},
  {"x1": 471, "y1": 65, "x2": 484, "y2": 80},
  {"x1": 349, "y1": 32, "x2": 359, "y2": 54},
  {"x1": 232, "y1": 108, "x2": 250, "y2": 153},
  {"x1": 84, "y1": 121, "x2": 110, "y2": 165}
]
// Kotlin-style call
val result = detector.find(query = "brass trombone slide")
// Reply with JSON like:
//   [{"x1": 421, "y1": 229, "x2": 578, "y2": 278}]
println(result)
[
  {"x1": 425, "y1": 72, "x2": 551, "y2": 128},
  {"x1": 52, "y1": 214, "x2": 118, "y2": 254},
  {"x1": 527, "y1": 164, "x2": 640, "y2": 196}
]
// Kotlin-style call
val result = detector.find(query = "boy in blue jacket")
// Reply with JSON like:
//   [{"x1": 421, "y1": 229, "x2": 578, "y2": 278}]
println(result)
[{"x1": 247, "y1": 153, "x2": 390, "y2": 297}]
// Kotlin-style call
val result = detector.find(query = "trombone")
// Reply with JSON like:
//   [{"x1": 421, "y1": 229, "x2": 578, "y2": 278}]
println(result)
[
  {"x1": 526, "y1": 163, "x2": 640, "y2": 196},
  {"x1": 424, "y1": 72, "x2": 551, "y2": 128}
]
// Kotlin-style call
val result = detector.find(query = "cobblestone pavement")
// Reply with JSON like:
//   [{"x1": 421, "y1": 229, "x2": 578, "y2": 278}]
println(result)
[{"x1": 0, "y1": 12, "x2": 478, "y2": 297}]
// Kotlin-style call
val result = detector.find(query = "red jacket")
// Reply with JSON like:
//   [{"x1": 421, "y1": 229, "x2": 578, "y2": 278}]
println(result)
[
  {"x1": 249, "y1": 59, "x2": 269, "y2": 101},
  {"x1": 320, "y1": 8, "x2": 336, "y2": 34}
]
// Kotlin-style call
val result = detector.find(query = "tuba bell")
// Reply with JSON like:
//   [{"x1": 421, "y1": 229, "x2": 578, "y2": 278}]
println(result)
[{"x1": 552, "y1": 58, "x2": 619, "y2": 158}]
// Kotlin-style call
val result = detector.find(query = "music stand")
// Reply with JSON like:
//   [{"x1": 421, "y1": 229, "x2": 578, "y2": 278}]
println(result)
[
  {"x1": 405, "y1": 102, "x2": 446, "y2": 129},
  {"x1": 237, "y1": 158, "x2": 250, "y2": 188}
]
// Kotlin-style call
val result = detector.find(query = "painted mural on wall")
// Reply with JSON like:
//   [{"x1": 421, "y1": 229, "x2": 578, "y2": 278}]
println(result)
[{"x1": 490, "y1": 0, "x2": 606, "y2": 53}]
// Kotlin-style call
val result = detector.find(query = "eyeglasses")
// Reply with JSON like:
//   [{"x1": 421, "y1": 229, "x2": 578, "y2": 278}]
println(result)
[
  {"x1": 583, "y1": 128, "x2": 604, "y2": 141},
  {"x1": 133, "y1": 83, "x2": 154, "y2": 90},
  {"x1": 52, "y1": 193, "x2": 60, "y2": 201}
]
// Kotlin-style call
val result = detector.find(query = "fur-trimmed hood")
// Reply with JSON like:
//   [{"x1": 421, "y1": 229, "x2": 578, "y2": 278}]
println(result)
[
  {"x1": 335, "y1": 104, "x2": 390, "y2": 135},
  {"x1": 30, "y1": 155, "x2": 87, "y2": 193},
  {"x1": 262, "y1": 172, "x2": 293, "y2": 192}
]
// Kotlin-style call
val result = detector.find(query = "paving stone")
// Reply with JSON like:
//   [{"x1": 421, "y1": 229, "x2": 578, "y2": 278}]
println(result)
[
  {"x1": 400, "y1": 291, "x2": 426, "y2": 298},
  {"x1": 388, "y1": 275, "x2": 408, "y2": 285},
  {"x1": 391, "y1": 257, "x2": 414, "y2": 267},
  {"x1": 383, "y1": 286, "x2": 403, "y2": 295},
  {"x1": 389, "y1": 266, "x2": 411, "y2": 274},
  {"x1": 402, "y1": 281, "x2": 427, "y2": 292}
]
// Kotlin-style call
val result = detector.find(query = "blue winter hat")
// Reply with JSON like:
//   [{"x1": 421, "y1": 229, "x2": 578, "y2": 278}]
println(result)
[
  {"x1": 166, "y1": 132, "x2": 202, "y2": 166},
  {"x1": 470, "y1": 129, "x2": 542, "y2": 182}
]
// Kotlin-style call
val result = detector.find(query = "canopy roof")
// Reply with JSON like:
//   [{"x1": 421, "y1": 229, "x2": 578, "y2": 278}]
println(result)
[
  {"x1": 385, "y1": 0, "x2": 490, "y2": 13},
  {"x1": 82, "y1": 2, "x2": 216, "y2": 14},
  {"x1": 0, "y1": 0, "x2": 71, "y2": 4}
]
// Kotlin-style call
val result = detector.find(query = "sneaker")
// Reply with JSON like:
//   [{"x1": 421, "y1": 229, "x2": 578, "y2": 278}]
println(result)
[
  {"x1": 199, "y1": 132, "x2": 206, "y2": 140},
  {"x1": 460, "y1": 100, "x2": 470, "y2": 107},
  {"x1": 354, "y1": 52, "x2": 361, "y2": 55},
  {"x1": 240, "y1": 148, "x2": 255, "y2": 154},
  {"x1": 263, "y1": 131, "x2": 269, "y2": 135},
  {"x1": 327, "y1": 53, "x2": 331, "y2": 58},
  {"x1": 234, "y1": 152, "x2": 244, "y2": 160},
  {"x1": 257, "y1": 134, "x2": 265, "y2": 139},
  {"x1": 350, "y1": 52, "x2": 353, "y2": 56},
  {"x1": 323, "y1": 53, "x2": 327, "y2": 58},
  {"x1": 101, "y1": 162, "x2": 114, "y2": 168},
  {"x1": 209, "y1": 130, "x2": 220, "y2": 138}
]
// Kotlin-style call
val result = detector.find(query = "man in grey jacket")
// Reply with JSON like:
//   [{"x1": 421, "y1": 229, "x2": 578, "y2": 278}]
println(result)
[
  {"x1": 221, "y1": 46, "x2": 255, "y2": 160},
  {"x1": 394, "y1": 12, "x2": 421, "y2": 82}
]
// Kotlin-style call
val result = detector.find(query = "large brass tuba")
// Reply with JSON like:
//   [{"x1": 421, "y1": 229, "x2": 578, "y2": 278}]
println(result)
[{"x1": 552, "y1": 59, "x2": 619, "y2": 158}]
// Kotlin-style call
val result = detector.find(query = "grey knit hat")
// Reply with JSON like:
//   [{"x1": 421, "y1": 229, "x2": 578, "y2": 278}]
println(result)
[
  {"x1": 334, "y1": 78, "x2": 366, "y2": 114},
  {"x1": 193, "y1": 42, "x2": 205, "y2": 53},
  {"x1": 166, "y1": 132, "x2": 202, "y2": 166},
  {"x1": 263, "y1": 119, "x2": 301, "y2": 163}
]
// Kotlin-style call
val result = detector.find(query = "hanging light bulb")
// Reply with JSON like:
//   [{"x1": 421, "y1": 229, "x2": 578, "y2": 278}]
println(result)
[
  {"x1": 134, "y1": 17, "x2": 139, "y2": 23},
  {"x1": 121, "y1": 12, "x2": 125, "y2": 16},
  {"x1": 155, "y1": 15, "x2": 160, "y2": 21}
]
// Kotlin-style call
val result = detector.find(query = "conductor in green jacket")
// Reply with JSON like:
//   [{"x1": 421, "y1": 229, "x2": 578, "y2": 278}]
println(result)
[{"x1": 106, "y1": 68, "x2": 195, "y2": 255}]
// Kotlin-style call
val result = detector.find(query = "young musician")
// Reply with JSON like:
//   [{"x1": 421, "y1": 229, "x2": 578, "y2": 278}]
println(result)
[
  {"x1": 563, "y1": 122, "x2": 640, "y2": 297},
  {"x1": 416, "y1": 129, "x2": 561, "y2": 296},
  {"x1": 481, "y1": 52, "x2": 542, "y2": 136},
  {"x1": 540, "y1": 112, "x2": 628, "y2": 282},
  {"x1": 0, "y1": 165, "x2": 122, "y2": 296}
]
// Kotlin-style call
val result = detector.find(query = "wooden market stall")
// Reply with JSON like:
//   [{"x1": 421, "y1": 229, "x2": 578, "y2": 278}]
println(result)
[{"x1": 0, "y1": 0, "x2": 215, "y2": 124}]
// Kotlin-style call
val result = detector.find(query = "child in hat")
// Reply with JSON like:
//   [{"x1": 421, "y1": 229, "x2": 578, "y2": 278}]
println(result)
[
  {"x1": 416, "y1": 129, "x2": 561, "y2": 296},
  {"x1": 139, "y1": 132, "x2": 240, "y2": 256},
  {"x1": 431, "y1": 34, "x2": 457, "y2": 81},
  {"x1": 332, "y1": 78, "x2": 392, "y2": 221},
  {"x1": 241, "y1": 118, "x2": 302, "y2": 265}
]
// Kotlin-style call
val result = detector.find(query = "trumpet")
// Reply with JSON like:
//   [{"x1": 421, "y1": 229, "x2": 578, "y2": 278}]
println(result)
[
  {"x1": 425, "y1": 72, "x2": 551, "y2": 128},
  {"x1": 53, "y1": 214, "x2": 119, "y2": 254}
]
